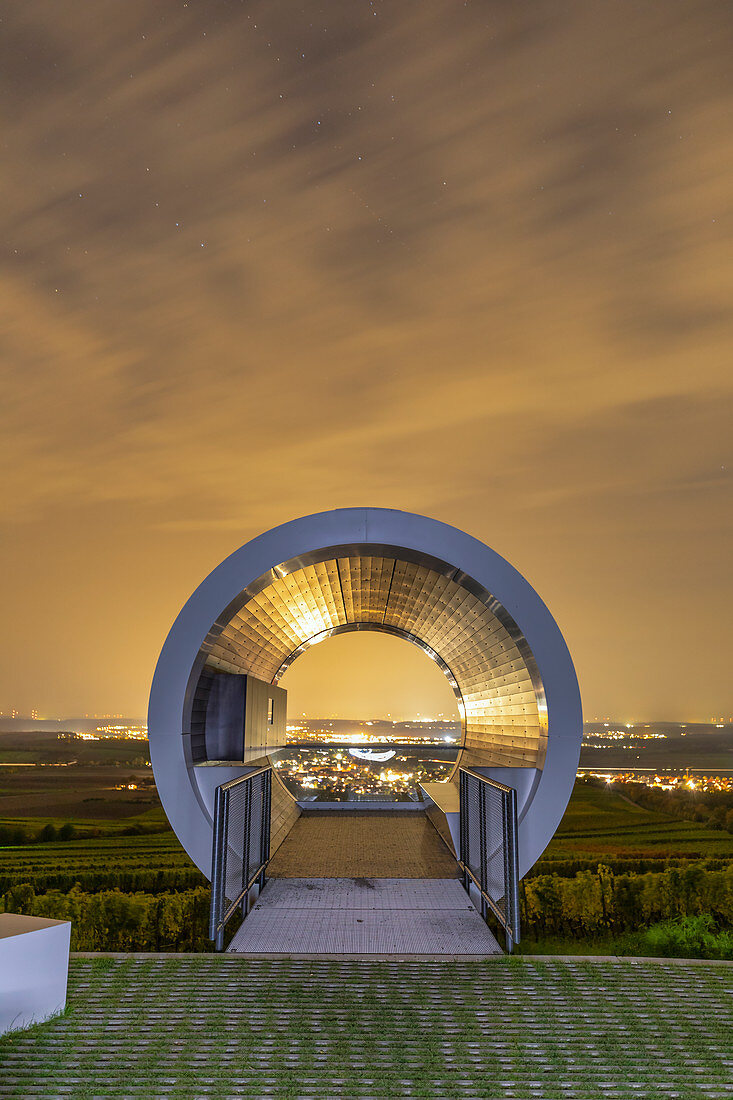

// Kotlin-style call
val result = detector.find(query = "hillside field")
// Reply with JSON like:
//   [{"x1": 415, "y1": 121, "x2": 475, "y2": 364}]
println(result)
[
  {"x1": 0, "y1": 776, "x2": 730, "y2": 893},
  {"x1": 538, "y1": 781, "x2": 733, "y2": 866}
]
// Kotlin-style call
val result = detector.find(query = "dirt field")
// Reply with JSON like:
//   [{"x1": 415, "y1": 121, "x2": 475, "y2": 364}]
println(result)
[{"x1": 0, "y1": 764, "x2": 159, "y2": 820}]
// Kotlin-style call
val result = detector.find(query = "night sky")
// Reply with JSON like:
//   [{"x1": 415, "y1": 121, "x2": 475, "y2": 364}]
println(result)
[{"x1": 2, "y1": 1, "x2": 731, "y2": 720}]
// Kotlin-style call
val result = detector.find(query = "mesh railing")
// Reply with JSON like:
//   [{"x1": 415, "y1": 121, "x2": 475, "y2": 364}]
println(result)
[
  {"x1": 209, "y1": 766, "x2": 271, "y2": 950},
  {"x1": 458, "y1": 767, "x2": 520, "y2": 951}
]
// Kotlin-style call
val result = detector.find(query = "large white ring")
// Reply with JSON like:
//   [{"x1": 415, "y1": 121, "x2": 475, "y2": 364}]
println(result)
[{"x1": 148, "y1": 508, "x2": 582, "y2": 878}]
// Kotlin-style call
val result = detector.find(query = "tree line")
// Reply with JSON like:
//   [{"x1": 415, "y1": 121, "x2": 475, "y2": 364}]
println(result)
[{"x1": 0, "y1": 821, "x2": 170, "y2": 846}]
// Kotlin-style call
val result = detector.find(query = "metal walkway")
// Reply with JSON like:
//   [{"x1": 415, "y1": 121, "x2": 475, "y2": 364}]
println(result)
[{"x1": 227, "y1": 877, "x2": 501, "y2": 954}]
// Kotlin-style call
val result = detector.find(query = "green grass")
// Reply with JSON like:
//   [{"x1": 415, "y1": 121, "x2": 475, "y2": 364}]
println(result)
[
  {"x1": 0, "y1": 958, "x2": 731, "y2": 1098},
  {"x1": 521, "y1": 915, "x2": 733, "y2": 959}
]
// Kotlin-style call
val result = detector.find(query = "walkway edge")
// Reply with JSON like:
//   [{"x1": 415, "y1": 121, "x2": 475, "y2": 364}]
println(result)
[{"x1": 70, "y1": 951, "x2": 733, "y2": 965}]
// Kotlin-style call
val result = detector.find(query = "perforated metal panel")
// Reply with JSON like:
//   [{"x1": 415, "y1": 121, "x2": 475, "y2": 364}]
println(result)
[
  {"x1": 195, "y1": 545, "x2": 546, "y2": 768},
  {"x1": 209, "y1": 767, "x2": 272, "y2": 950},
  {"x1": 459, "y1": 768, "x2": 520, "y2": 949}
]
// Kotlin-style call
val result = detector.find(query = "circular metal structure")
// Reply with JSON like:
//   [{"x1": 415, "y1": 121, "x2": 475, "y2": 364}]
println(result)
[{"x1": 148, "y1": 508, "x2": 582, "y2": 878}]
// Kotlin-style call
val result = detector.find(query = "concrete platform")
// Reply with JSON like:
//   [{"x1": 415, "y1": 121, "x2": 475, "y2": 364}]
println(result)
[
  {"x1": 267, "y1": 810, "x2": 459, "y2": 878},
  {"x1": 227, "y1": 877, "x2": 501, "y2": 954}
]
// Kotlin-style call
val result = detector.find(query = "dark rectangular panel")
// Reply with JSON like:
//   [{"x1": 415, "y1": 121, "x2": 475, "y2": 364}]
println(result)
[{"x1": 205, "y1": 672, "x2": 246, "y2": 761}]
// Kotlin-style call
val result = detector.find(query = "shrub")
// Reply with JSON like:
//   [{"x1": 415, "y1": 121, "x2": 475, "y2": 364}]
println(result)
[
  {"x1": 520, "y1": 863, "x2": 733, "y2": 937},
  {"x1": 638, "y1": 914, "x2": 733, "y2": 960},
  {"x1": 1, "y1": 883, "x2": 214, "y2": 951}
]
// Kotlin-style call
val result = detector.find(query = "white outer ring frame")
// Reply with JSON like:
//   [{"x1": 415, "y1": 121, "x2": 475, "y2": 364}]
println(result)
[{"x1": 148, "y1": 508, "x2": 582, "y2": 878}]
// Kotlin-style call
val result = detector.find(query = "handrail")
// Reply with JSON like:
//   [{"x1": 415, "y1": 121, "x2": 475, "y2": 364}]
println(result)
[
  {"x1": 458, "y1": 767, "x2": 520, "y2": 952},
  {"x1": 209, "y1": 765, "x2": 272, "y2": 951}
]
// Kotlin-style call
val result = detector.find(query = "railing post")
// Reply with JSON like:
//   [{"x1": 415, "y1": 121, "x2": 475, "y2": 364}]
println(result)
[
  {"x1": 242, "y1": 779, "x2": 252, "y2": 916},
  {"x1": 501, "y1": 789, "x2": 512, "y2": 952},
  {"x1": 507, "y1": 785, "x2": 520, "y2": 948},
  {"x1": 210, "y1": 785, "x2": 229, "y2": 950},
  {"x1": 459, "y1": 770, "x2": 467, "y2": 890},
  {"x1": 478, "y1": 781, "x2": 487, "y2": 921},
  {"x1": 208, "y1": 783, "x2": 220, "y2": 946},
  {"x1": 260, "y1": 770, "x2": 271, "y2": 888}
]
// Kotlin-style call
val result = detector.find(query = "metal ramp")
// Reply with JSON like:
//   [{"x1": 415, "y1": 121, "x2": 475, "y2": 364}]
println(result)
[
  {"x1": 227, "y1": 877, "x2": 501, "y2": 954},
  {"x1": 210, "y1": 799, "x2": 510, "y2": 955}
]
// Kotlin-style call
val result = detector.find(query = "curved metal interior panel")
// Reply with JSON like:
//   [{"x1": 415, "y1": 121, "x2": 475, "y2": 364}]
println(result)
[{"x1": 191, "y1": 545, "x2": 547, "y2": 769}]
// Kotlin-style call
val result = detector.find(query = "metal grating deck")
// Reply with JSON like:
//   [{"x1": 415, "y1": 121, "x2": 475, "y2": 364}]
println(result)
[{"x1": 227, "y1": 877, "x2": 501, "y2": 954}]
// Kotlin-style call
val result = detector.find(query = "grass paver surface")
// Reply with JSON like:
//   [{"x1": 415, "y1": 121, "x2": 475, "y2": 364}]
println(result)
[{"x1": 1, "y1": 957, "x2": 732, "y2": 1098}]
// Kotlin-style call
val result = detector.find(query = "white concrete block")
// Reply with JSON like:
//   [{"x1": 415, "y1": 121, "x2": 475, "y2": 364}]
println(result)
[{"x1": 0, "y1": 914, "x2": 71, "y2": 1034}]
